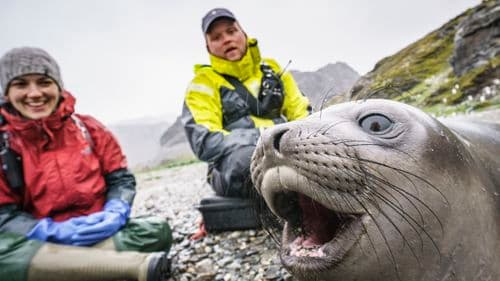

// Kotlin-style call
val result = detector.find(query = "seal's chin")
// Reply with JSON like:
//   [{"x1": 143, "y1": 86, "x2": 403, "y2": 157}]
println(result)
[{"x1": 276, "y1": 192, "x2": 367, "y2": 271}]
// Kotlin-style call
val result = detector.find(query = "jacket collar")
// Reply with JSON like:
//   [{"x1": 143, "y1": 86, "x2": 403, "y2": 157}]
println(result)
[
  {"x1": 0, "y1": 91, "x2": 77, "y2": 143},
  {"x1": 208, "y1": 38, "x2": 262, "y2": 80}
]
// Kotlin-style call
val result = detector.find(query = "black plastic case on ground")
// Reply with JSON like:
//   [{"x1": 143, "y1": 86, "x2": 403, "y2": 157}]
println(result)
[{"x1": 196, "y1": 196, "x2": 261, "y2": 232}]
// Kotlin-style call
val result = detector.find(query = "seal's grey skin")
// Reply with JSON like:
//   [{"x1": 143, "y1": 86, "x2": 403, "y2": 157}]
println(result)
[{"x1": 251, "y1": 99, "x2": 499, "y2": 281}]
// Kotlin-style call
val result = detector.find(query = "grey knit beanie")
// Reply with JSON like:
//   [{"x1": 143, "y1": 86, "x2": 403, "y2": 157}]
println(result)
[{"x1": 0, "y1": 47, "x2": 64, "y2": 96}]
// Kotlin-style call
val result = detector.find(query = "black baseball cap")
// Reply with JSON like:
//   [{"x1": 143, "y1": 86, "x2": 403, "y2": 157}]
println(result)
[{"x1": 201, "y1": 8, "x2": 236, "y2": 33}]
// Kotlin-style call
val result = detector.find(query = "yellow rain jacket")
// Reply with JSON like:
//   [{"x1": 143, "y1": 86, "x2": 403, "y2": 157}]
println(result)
[{"x1": 181, "y1": 38, "x2": 311, "y2": 163}]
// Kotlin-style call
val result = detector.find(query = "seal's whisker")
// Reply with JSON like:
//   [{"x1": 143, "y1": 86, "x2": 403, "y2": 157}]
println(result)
[
  {"x1": 321, "y1": 138, "x2": 419, "y2": 164},
  {"x1": 307, "y1": 124, "x2": 330, "y2": 139},
  {"x1": 305, "y1": 119, "x2": 349, "y2": 140},
  {"x1": 338, "y1": 191, "x2": 383, "y2": 265},
  {"x1": 321, "y1": 183, "x2": 343, "y2": 214},
  {"x1": 305, "y1": 125, "x2": 322, "y2": 139},
  {"x1": 368, "y1": 167, "x2": 442, "y2": 232},
  {"x1": 344, "y1": 142, "x2": 418, "y2": 163},
  {"x1": 302, "y1": 135, "x2": 418, "y2": 167},
  {"x1": 386, "y1": 166, "x2": 422, "y2": 200},
  {"x1": 358, "y1": 154, "x2": 419, "y2": 198},
  {"x1": 318, "y1": 84, "x2": 337, "y2": 117},
  {"x1": 258, "y1": 197, "x2": 283, "y2": 245},
  {"x1": 320, "y1": 120, "x2": 352, "y2": 135},
  {"x1": 361, "y1": 163, "x2": 445, "y2": 236},
  {"x1": 368, "y1": 181, "x2": 442, "y2": 259},
  {"x1": 356, "y1": 157, "x2": 449, "y2": 207},
  {"x1": 319, "y1": 124, "x2": 335, "y2": 136},
  {"x1": 368, "y1": 189, "x2": 425, "y2": 262},
  {"x1": 351, "y1": 196, "x2": 403, "y2": 281},
  {"x1": 365, "y1": 167, "x2": 426, "y2": 227},
  {"x1": 363, "y1": 167, "x2": 406, "y2": 211},
  {"x1": 365, "y1": 193, "x2": 423, "y2": 270}
]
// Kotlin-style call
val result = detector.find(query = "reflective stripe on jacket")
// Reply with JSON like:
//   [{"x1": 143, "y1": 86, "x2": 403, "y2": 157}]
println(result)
[
  {"x1": 182, "y1": 38, "x2": 311, "y2": 163},
  {"x1": 0, "y1": 91, "x2": 130, "y2": 223}
]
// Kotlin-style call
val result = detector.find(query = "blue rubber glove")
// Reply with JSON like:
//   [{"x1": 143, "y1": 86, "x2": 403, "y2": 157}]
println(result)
[
  {"x1": 26, "y1": 217, "x2": 87, "y2": 244},
  {"x1": 71, "y1": 199, "x2": 131, "y2": 246}
]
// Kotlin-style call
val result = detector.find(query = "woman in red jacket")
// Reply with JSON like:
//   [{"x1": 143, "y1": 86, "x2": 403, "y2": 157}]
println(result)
[{"x1": 0, "y1": 47, "x2": 171, "y2": 281}]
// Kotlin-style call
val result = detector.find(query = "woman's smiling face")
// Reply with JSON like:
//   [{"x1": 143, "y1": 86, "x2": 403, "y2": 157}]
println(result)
[{"x1": 6, "y1": 74, "x2": 61, "y2": 120}]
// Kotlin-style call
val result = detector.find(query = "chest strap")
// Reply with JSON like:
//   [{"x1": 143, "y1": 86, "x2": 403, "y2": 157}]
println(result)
[
  {"x1": 222, "y1": 74, "x2": 263, "y2": 116},
  {"x1": 71, "y1": 115, "x2": 94, "y2": 149},
  {"x1": 221, "y1": 64, "x2": 284, "y2": 119}
]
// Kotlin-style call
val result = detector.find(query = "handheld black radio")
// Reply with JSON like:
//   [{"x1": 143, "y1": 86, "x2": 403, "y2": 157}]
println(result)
[{"x1": 258, "y1": 64, "x2": 285, "y2": 119}]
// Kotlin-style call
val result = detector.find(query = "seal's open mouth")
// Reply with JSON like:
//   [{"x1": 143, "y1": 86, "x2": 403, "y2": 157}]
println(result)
[{"x1": 273, "y1": 191, "x2": 367, "y2": 270}]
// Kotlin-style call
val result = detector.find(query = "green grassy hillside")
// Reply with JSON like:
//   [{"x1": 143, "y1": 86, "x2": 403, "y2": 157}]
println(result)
[{"x1": 349, "y1": 0, "x2": 499, "y2": 116}]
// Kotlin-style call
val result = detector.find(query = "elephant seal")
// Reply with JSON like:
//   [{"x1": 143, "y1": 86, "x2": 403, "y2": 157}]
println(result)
[{"x1": 250, "y1": 99, "x2": 499, "y2": 281}]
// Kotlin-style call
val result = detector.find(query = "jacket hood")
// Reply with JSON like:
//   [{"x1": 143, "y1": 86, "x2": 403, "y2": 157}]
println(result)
[{"x1": 203, "y1": 38, "x2": 262, "y2": 80}]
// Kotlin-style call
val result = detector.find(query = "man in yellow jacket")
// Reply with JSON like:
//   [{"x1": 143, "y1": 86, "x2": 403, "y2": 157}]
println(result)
[{"x1": 182, "y1": 8, "x2": 311, "y2": 198}]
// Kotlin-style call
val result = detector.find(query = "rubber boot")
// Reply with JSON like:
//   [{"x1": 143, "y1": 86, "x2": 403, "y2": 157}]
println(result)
[
  {"x1": 139, "y1": 252, "x2": 171, "y2": 281},
  {"x1": 93, "y1": 237, "x2": 172, "y2": 280},
  {"x1": 26, "y1": 243, "x2": 169, "y2": 281}
]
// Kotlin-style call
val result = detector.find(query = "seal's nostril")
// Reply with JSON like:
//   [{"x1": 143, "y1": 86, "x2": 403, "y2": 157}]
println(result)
[{"x1": 273, "y1": 129, "x2": 288, "y2": 153}]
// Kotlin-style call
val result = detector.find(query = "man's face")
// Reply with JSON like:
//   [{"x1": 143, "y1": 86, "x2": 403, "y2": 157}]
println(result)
[
  {"x1": 6, "y1": 74, "x2": 61, "y2": 120},
  {"x1": 205, "y1": 18, "x2": 247, "y2": 61}
]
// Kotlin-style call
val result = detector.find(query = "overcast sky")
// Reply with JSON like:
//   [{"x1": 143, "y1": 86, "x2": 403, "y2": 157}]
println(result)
[{"x1": 1, "y1": 0, "x2": 479, "y2": 125}]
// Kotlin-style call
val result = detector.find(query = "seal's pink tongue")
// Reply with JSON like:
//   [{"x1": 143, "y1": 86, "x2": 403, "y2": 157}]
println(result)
[{"x1": 299, "y1": 194, "x2": 337, "y2": 245}]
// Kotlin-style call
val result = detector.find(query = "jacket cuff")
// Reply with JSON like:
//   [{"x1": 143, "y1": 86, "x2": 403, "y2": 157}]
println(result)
[{"x1": 104, "y1": 168, "x2": 136, "y2": 205}]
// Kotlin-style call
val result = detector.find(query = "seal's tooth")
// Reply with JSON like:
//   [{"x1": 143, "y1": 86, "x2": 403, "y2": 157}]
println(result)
[{"x1": 260, "y1": 166, "x2": 287, "y2": 216}]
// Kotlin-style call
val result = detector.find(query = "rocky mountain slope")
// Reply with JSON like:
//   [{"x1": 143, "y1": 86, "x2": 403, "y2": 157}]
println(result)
[
  {"x1": 290, "y1": 62, "x2": 359, "y2": 110},
  {"x1": 348, "y1": 0, "x2": 499, "y2": 115}
]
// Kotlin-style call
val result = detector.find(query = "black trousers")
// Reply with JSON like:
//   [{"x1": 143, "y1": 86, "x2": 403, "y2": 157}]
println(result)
[{"x1": 209, "y1": 145, "x2": 255, "y2": 198}]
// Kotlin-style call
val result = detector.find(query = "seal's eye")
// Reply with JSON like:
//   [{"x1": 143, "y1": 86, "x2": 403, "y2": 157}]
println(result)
[{"x1": 359, "y1": 114, "x2": 393, "y2": 134}]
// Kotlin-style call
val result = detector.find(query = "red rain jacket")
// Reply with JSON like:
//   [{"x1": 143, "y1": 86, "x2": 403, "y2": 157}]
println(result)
[{"x1": 0, "y1": 91, "x2": 127, "y2": 221}]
